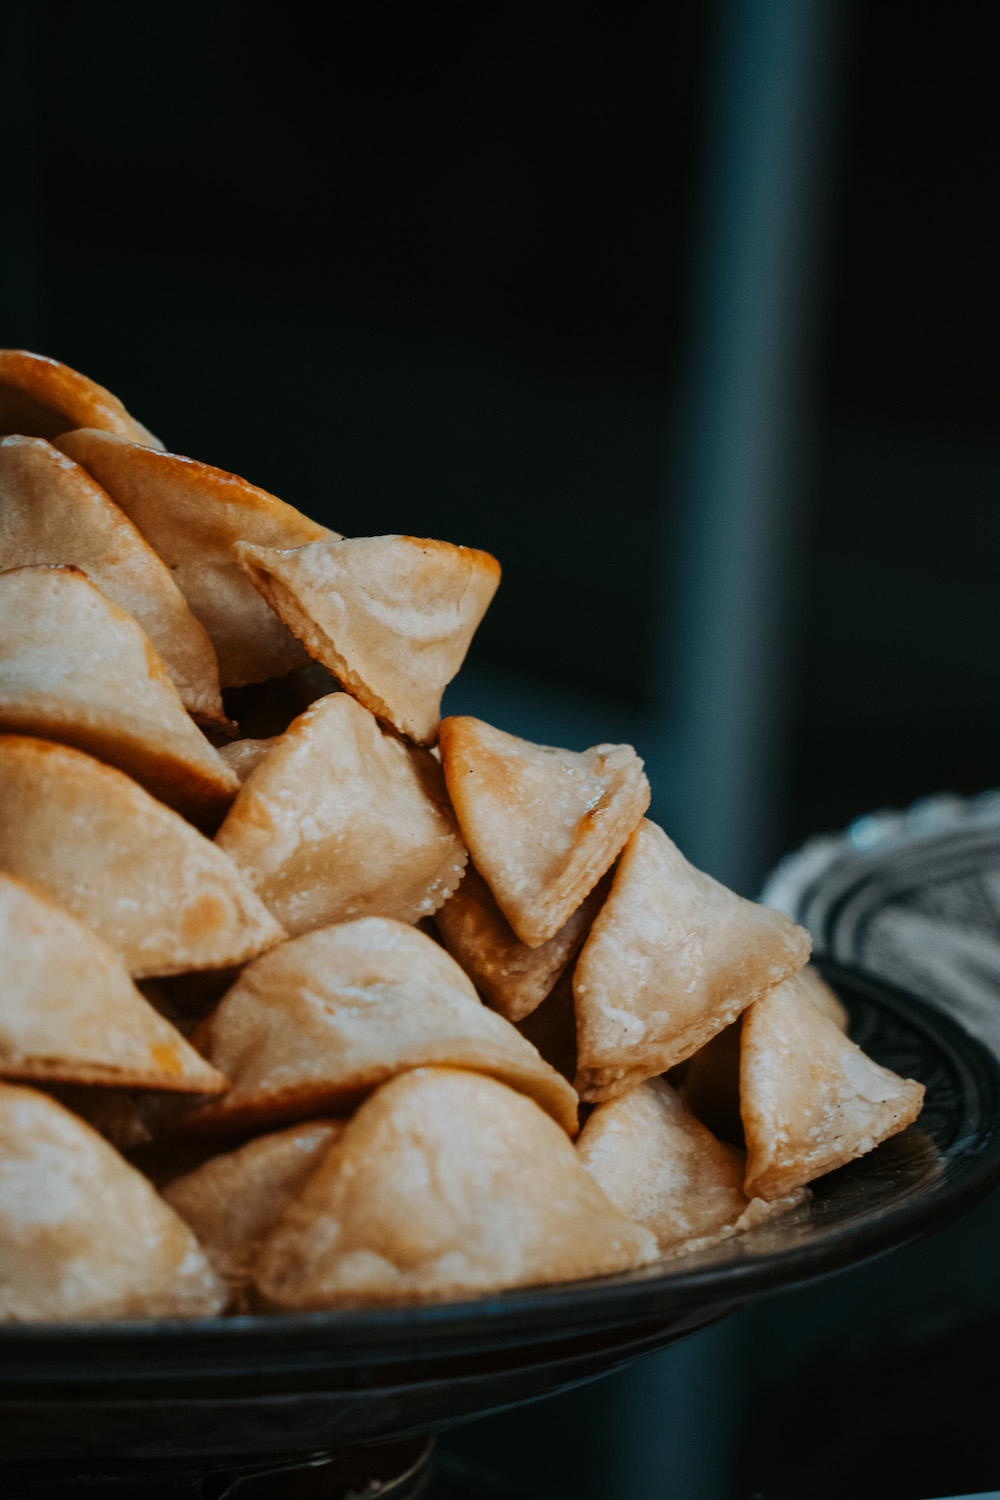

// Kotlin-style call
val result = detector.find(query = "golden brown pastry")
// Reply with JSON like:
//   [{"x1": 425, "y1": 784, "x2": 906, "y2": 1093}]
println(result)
[
  {"x1": 435, "y1": 863, "x2": 608, "y2": 1023},
  {"x1": 741, "y1": 970, "x2": 925, "y2": 1200},
  {"x1": 0, "y1": 736, "x2": 285, "y2": 977},
  {"x1": 684, "y1": 964, "x2": 849, "y2": 1146},
  {"x1": 0, "y1": 349, "x2": 163, "y2": 447},
  {"x1": 181, "y1": 917, "x2": 578, "y2": 1137},
  {"x1": 254, "y1": 1068, "x2": 657, "y2": 1309},
  {"x1": 215, "y1": 693, "x2": 467, "y2": 935},
  {"x1": 0, "y1": 871, "x2": 228, "y2": 1093},
  {"x1": 0, "y1": 435, "x2": 227, "y2": 727},
  {"x1": 0, "y1": 565, "x2": 239, "y2": 826},
  {"x1": 0, "y1": 344, "x2": 919, "y2": 1321},
  {"x1": 577, "y1": 1076, "x2": 801, "y2": 1251},
  {"x1": 574, "y1": 820, "x2": 811, "y2": 1102},
  {"x1": 55, "y1": 429, "x2": 335, "y2": 687},
  {"x1": 0, "y1": 1081, "x2": 226, "y2": 1321},
  {"x1": 438, "y1": 716, "x2": 649, "y2": 947},
  {"x1": 162, "y1": 1119, "x2": 342, "y2": 1305},
  {"x1": 234, "y1": 534, "x2": 501, "y2": 745},
  {"x1": 796, "y1": 962, "x2": 850, "y2": 1030}
]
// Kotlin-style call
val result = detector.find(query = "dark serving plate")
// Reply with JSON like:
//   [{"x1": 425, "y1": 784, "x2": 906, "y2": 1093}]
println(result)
[{"x1": 2, "y1": 962, "x2": 1000, "y2": 1482}]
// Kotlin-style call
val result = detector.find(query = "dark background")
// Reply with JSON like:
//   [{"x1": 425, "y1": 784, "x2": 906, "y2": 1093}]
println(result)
[
  {"x1": 2, "y1": 2, "x2": 998, "y2": 1495},
  {"x1": 5, "y1": 0, "x2": 998, "y2": 886}
]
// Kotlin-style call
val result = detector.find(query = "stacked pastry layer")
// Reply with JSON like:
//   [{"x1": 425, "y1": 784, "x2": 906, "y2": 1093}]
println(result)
[{"x1": 0, "y1": 351, "x2": 925, "y2": 1321}]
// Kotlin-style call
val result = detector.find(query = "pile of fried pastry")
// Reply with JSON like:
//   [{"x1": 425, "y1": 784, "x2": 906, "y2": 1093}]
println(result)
[{"x1": 0, "y1": 350, "x2": 926, "y2": 1323}]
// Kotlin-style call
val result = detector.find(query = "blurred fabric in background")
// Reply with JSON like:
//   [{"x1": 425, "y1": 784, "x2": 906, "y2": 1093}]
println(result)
[{"x1": 2, "y1": 0, "x2": 998, "y2": 1494}]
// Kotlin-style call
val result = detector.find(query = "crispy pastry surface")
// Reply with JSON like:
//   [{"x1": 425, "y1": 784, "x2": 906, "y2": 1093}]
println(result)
[
  {"x1": 0, "y1": 436, "x2": 226, "y2": 726},
  {"x1": 439, "y1": 716, "x2": 649, "y2": 947},
  {"x1": 163, "y1": 1119, "x2": 342, "y2": 1305},
  {"x1": 0, "y1": 565, "x2": 238, "y2": 826},
  {"x1": 215, "y1": 693, "x2": 467, "y2": 935},
  {"x1": 55, "y1": 429, "x2": 335, "y2": 687},
  {"x1": 254, "y1": 1068, "x2": 655, "y2": 1309},
  {"x1": 741, "y1": 971, "x2": 925, "y2": 1200},
  {"x1": 234, "y1": 535, "x2": 500, "y2": 744},
  {"x1": 0, "y1": 349, "x2": 163, "y2": 448},
  {"x1": 435, "y1": 863, "x2": 608, "y2": 1023},
  {"x1": 0, "y1": 1082, "x2": 225, "y2": 1321},
  {"x1": 684, "y1": 963, "x2": 849, "y2": 1147},
  {"x1": 577, "y1": 1077, "x2": 755, "y2": 1251},
  {"x1": 0, "y1": 736, "x2": 285, "y2": 977},
  {"x1": 0, "y1": 872, "x2": 228, "y2": 1093},
  {"x1": 574, "y1": 820, "x2": 811, "y2": 1101},
  {"x1": 795, "y1": 962, "x2": 850, "y2": 1030},
  {"x1": 182, "y1": 917, "x2": 578, "y2": 1137}
]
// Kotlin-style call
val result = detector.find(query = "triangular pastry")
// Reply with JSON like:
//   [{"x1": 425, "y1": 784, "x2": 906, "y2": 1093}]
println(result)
[
  {"x1": 55, "y1": 428, "x2": 336, "y2": 687},
  {"x1": 796, "y1": 962, "x2": 850, "y2": 1030},
  {"x1": 576, "y1": 1076, "x2": 799, "y2": 1251},
  {"x1": 0, "y1": 736, "x2": 286, "y2": 977},
  {"x1": 234, "y1": 534, "x2": 501, "y2": 744},
  {"x1": 182, "y1": 917, "x2": 578, "y2": 1137},
  {"x1": 0, "y1": 1082, "x2": 225, "y2": 1321},
  {"x1": 438, "y1": 716, "x2": 649, "y2": 947},
  {"x1": 741, "y1": 970, "x2": 925, "y2": 1200},
  {"x1": 215, "y1": 693, "x2": 467, "y2": 935},
  {"x1": 163, "y1": 1120, "x2": 342, "y2": 1306},
  {"x1": 0, "y1": 435, "x2": 227, "y2": 727},
  {"x1": 436, "y1": 863, "x2": 608, "y2": 1022},
  {"x1": 0, "y1": 349, "x2": 163, "y2": 448},
  {"x1": 684, "y1": 964, "x2": 849, "y2": 1146},
  {"x1": 574, "y1": 820, "x2": 811, "y2": 1101},
  {"x1": 253, "y1": 1068, "x2": 657, "y2": 1309},
  {"x1": 0, "y1": 872, "x2": 228, "y2": 1093},
  {"x1": 0, "y1": 565, "x2": 238, "y2": 826}
]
